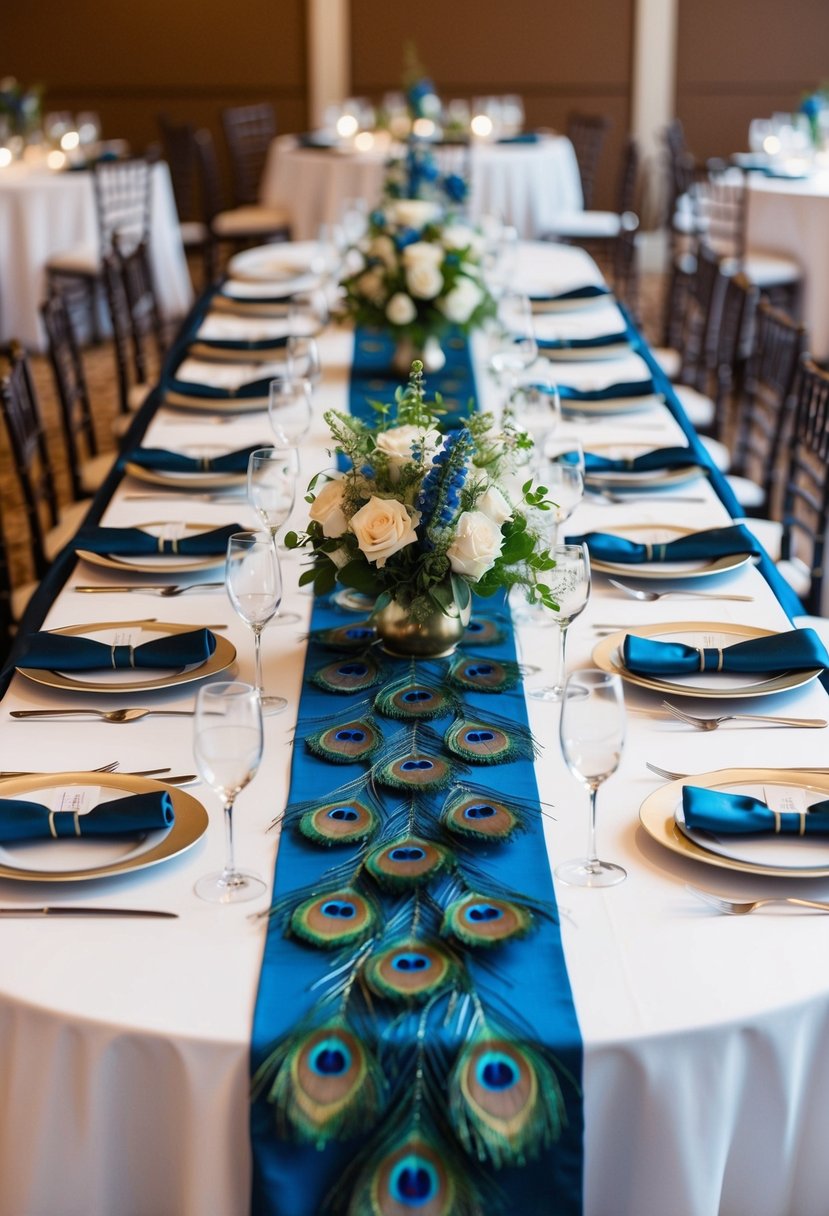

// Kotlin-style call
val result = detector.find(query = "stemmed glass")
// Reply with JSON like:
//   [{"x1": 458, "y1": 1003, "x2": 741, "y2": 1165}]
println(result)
[
  {"x1": 226, "y1": 531, "x2": 287, "y2": 711},
  {"x1": 556, "y1": 669, "x2": 626, "y2": 888},
  {"x1": 268, "y1": 376, "x2": 312, "y2": 448},
  {"x1": 489, "y1": 290, "x2": 537, "y2": 396},
  {"x1": 287, "y1": 336, "x2": 321, "y2": 387},
  {"x1": 528, "y1": 542, "x2": 591, "y2": 701},
  {"x1": 538, "y1": 440, "x2": 585, "y2": 547},
  {"x1": 509, "y1": 375, "x2": 561, "y2": 460},
  {"x1": 193, "y1": 681, "x2": 265, "y2": 903},
  {"x1": 247, "y1": 448, "x2": 303, "y2": 624}
]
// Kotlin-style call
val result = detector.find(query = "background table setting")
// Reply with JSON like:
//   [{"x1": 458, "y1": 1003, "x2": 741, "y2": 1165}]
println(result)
[{"x1": 2, "y1": 226, "x2": 829, "y2": 1216}]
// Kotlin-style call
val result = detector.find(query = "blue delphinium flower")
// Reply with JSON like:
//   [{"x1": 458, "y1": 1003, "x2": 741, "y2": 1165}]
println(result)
[
  {"x1": 394, "y1": 227, "x2": 421, "y2": 250},
  {"x1": 443, "y1": 173, "x2": 468, "y2": 203}
]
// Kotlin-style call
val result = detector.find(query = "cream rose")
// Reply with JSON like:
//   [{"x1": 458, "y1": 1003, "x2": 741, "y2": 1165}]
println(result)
[
  {"x1": 390, "y1": 199, "x2": 441, "y2": 229},
  {"x1": 375, "y1": 424, "x2": 442, "y2": 478},
  {"x1": 370, "y1": 234, "x2": 397, "y2": 269},
  {"x1": 406, "y1": 261, "x2": 444, "y2": 300},
  {"x1": 350, "y1": 496, "x2": 420, "y2": 568},
  {"x1": 309, "y1": 477, "x2": 348, "y2": 538},
  {"x1": 357, "y1": 268, "x2": 387, "y2": 306},
  {"x1": 446, "y1": 510, "x2": 503, "y2": 581},
  {"x1": 438, "y1": 276, "x2": 484, "y2": 324},
  {"x1": 441, "y1": 224, "x2": 482, "y2": 255},
  {"x1": 476, "y1": 483, "x2": 513, "y2": 527},
  {"x1": 401, "y1": 240, "x2": 444, "y2": 268},
  {"x1": 385, "y1": 292, "x2": 417, "y2": 326}
]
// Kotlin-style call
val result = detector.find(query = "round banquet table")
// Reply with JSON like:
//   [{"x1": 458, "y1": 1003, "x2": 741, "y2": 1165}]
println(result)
[
  {"x1": 746, "y1": 167, "x2": 829, "y2": 360},
  {"x1": 0, "y1": 158, "x2": 193, "y2": 350},
  {"x1": 259, "y1": 133, "x2": 583, "y2": 240},
  {"x1": 2, "y1": 243, "x2": 829, "y2": 1216}
]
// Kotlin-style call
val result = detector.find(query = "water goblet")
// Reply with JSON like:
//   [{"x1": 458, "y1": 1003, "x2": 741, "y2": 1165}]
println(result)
[
  {"x1": 537, "y1": 439, "x2": 584, "y2": 546},
  {"x1": 247, "y1": 448, "x2": 303, "y2": 622},
  {"x1": 555, "y1": 669, "x2": 626, "y2": 888},
  {"x1": 509, "y1": 376, "x2": 561, "y2": 459},
  {"x1": 527, "y1": 542, "x2": 591, "y2": 701},
  {"x1": 268, "y1": 376, "x2": 312, "y2": 447},
  {"x1": 289, "y1": 288, "x2": 329, "y2": 335},
  {"x1": 489, "y1": 290, "x2": 537, "y2": 394},
  {"x1": 226, "y1": 531, "x2": 287, "y2": 710},
  {"x1": 193, "y1": 681, "x2": 265, "y2": 904},
  {"x1": 287, "y1": 335, "x2": 321, "y2": 387}
]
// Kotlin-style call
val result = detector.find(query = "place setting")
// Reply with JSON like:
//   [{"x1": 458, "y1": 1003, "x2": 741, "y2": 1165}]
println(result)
[
  {"x1": 568, "y1": 522, "x2": 762, "y2": 582},
  {"x1": 536, "y1": 349, "x2": 663, "y2": 415},
  {"x1": 533, "y1": 299, "x2": 631, "y2": 360},
  {"x1": 187, "y1": 308, "x2": 321, "y2": 361},
  {"x1": 582, "y1": 442, "x2": 706, "y2": 493},
  {"x1": 162, "y1": 355, "x2": 286, "y2": 412},
  {"x1": 72, "y1": 520, "x2": 244, "y2": 578},
  {"x1": 122, "y1": 440, "x2": 270, "y2": 491}
]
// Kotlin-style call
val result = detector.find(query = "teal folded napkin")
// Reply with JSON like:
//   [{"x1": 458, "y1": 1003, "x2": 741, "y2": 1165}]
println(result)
[
  {"x1": 497, "y1": 132, "x2": 540, "y2": 144},
  {"x1": 530, "y1": 284, "x2": 611, "y2": 303},
  {"x1": 622, "y1": 628, "x2": 829, "y2": 677},
  {"x1": 19, "y1": 629, "x2": 217, "y2": 671},
  {"x1": 0, "y1": 791, "x2": 174, "y2": 842},
  {"x1": 191, "y1": 335, "x2": 288, "y2": 352},
  {"x1": 127, "y1": 445, "x2": 265, "y2": 474},
  {"x1": 567, "y1": 524, "x2": 761, "y2": 565},
  {"x1": 583, "y1": 446, "x2": 700, "y2": 475},
  {"x1": 167, "y1": 372, "x2": 274, "y2": 400},
  {"x1": 538, "y1": 331, "x2": 629, "y2": 351},
  {"x1": 683, "y1": 785, "x2": 829, "y2": 836},
  {"x1": 74, "y1": 523, "x2": 243, "y2": 556},
  {"x1": 557, "y1": 377, "x2": 653, "y2": 402}
]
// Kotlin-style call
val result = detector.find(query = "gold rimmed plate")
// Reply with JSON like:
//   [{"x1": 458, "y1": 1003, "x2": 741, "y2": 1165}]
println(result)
[
  {"x1": 588, "y1": 525, "x2": 754, "y2": 580},
  {"x1": 0, "y1": 772, "x2": 207, "y2": 882},
  {"x1": 227, "y1": 241, "x2": 325, "y2": 283},
  {"x1": 585, "y1": 443, "x2": 704, "y2": 490},
  {"x1": 16, "y1": 619, "x2": 235, "y2": 694},
  {"x1": 124, "y1": 461, "x2": 246, "y2": 488},
  {"x1": 77, "y1": 521, "x2": 228, "y2": 575},
  {"x1": 592, "y1": 620, "x2": 823, "y2": 700},
  {"x1": 560, "y1": 392, "x2": 663, "y2": 417},
  {"x1": 640, "y1": 768, "x2": 829, "y2": 878}
]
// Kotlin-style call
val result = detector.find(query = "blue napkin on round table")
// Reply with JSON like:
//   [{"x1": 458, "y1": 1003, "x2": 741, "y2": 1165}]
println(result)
[
  {"x1": 0, "y1": 791, "x2": 174, "y2": 842},
  {"x1": 683, "y1": 785, "x2": 829, "y2": 836},
  {"x1": 18, "y1": 629, "x2": 217, "y2": 671},
  {"x1": 567, "y1": 524, "x2": 761, "y2": 565},
  {"x1": 74, "y1": 523, "x2": 243, "y2": 556},
  {"x1": 622, "y1": 628, "x2": 829, "y2": 677},
  {"x1": 126, "y1": 445, "x2": 265, "y2": 474},
  {"x1": 583, "y1": 446, "x2": 701, "y2": 475}
]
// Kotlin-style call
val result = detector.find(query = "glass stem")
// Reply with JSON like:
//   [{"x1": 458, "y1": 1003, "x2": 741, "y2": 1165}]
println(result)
[
  {"x1": 586, "y1": 783, "x2": 600, "y2": 873},
  {"x1": 253, "y1": 625, "x2": 264, "y2": 695},
  {"x1": 552, "y1": 622, "x2": 569, "y2": 692},
  {"x1": 222, "y1": 797, "x2": 237, "y2": 882}
]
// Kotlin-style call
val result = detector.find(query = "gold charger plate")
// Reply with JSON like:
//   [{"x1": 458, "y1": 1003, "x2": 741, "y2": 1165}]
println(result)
[
  {"x1": 560, "y1": 392, "x2": 662, "y2": 417},
  {"x1": 588, "y1": 525, "x2": 753, "y2": 580},
  {"x1": 0, "y1": 772, "x2": 207, "y2": 882},
  {"x1": 161, "y1": 390, "x2": 268, "y2": 413},
  {"x1": 585, "y1": 443, "x2": 704, "y2": 490},
  {"x1": 124, "y1": 461, "x2": 246, "y2": 489},
  {"x1": 640, "y1": 768, "x2": 829, "y2": 878},
  {"x1": 77, "y1": 521, "x2": 229, "y2": 575},
  {"x1": 592, "y1": 620, "x2": 823, "y2": 700},
  {"x1": 17, "y1": 619, "x2": 235, "y2": 694}
]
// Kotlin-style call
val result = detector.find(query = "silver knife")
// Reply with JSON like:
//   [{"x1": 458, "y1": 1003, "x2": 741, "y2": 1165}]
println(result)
[{"x1": 0, "y1": 907, "x2": 178, "y2": 918}]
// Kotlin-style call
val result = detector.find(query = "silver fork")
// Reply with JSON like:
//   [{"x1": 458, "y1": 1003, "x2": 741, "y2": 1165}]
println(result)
[
  {"x1": 661, "y1": 701, "x2": 827, "y2": 731},
  {"x1": 607, "y1": 577, "x2": 754, "y2": 603},
  {"x1": 586, "y1": 490, "x2": 706, "y2": 506},
  {"x1": 646, "y1": 761, "x2": 829, "y2": 780},
  {"x1": 687, "y1": 885, "x2": 829, "y2": 915},
  {"x1": 74, "y1": 582, "x2": 225, "y2": 596}
]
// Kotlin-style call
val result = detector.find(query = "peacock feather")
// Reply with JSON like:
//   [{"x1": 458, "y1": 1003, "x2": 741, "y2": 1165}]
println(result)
[
  {"x1": 363, "y1": 936, "x2": 458, "y2": 1003},
  {"x1": 441, "y1": 892, "x2": 534, "y2": 949},
  {"x1": 373, "y1": 664, "x2": 461, "y2": 722},
  {"x1": 283, "y1": 778, "x2": 384, "y2": 846},
  {"x1": 371, "y1": 724, "x2": 465, "y2": 793},
  {"x1": 446, "y1": 654, "x2": 520, "y2": 694},
  {"x1": 461, "y1": 616, "x2": 506, "y2": 648},
  {"x1": 310, "y1": 654, "x2": 384, "y2": 695},
  {"x1": 309, "y1": 621, "x2": 377, "y2": 650},
  {"x1": 290, "y1": 885, "x2": 380, "y2": 950},
  {"x1": 440, "y1": 784, "x2": 525, "y2": 842},
  {"x1": 444, "y1": 711, "x2": 536, "y2": 766},
  {"x1": 305, "y1": 715, "x2": 383, "y2": 765},
  {"x1": 344, "y1": 1128, "x2": 480, "y2": 1216},
  {"x1": 448, "y1": 1014, "x2": 567, "y2": 1169},
  {"x1": 365, "y1": 834, "x2": 452, "y2": 891}
]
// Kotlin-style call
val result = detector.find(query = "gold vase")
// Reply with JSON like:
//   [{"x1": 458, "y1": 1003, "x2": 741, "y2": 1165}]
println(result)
[{"x1": 372, "y1": 596, "x2": 471, "y2": 658}]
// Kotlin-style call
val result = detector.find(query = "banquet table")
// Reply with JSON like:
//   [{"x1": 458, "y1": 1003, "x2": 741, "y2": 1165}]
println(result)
[
  {"x1": 0, "y1": 159, "x2": 193, "y2": 349},
  {"x1": 746, "y1": 167, "x2": 829, "y2": 360},
  {"x1": 260, "y1": 133, "x2": 583, "y2": 240},
  {"x1": 3, "y1": 241, "x2": 829, "y2": 1216}
]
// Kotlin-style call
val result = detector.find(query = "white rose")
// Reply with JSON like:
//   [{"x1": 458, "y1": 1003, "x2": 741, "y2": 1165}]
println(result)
[
  {"x1": 309, "y1": 477, "x2": 348, "y2": 538},
  {"x1": 447, "y1": 510, "x2": 503, "y2": 582},
  {"x1": 370, "y1": 235, "x2": 397, "y2": 268},
  {"x1": 401, "y1": 240, "x2": 444, "y2": 268},
  {"x1": 375, "y1": 425, "x2": 442, "y2": 480},
  {"x1": 357, "y1": 268, "x2": 387, "y2": 306},
  {"x1": 476, "y1": 483, "x2": 513, "y2": 527},
  {"x1": 438, "y1": 276, "x2": 484, "y2": 323},
  {"x1": 391, "y1": 199, "x2": 441, "y2": 229},
  {"x1": 350, "y1": 496, "x2": 420, "y2": 568},
  {"x1": 406, "y1": 261, "x2": 444, "y2": 300},
  {"x1": 442, "y1": 224, "x2": 481, "y2": 254},
  {"x1": 385, "y1": 292, "x2": 417, "y2": 326}
]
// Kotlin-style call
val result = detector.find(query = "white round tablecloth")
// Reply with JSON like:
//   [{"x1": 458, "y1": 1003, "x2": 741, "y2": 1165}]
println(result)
[
  {"x1": 2, "y1": 244, "x2": 829, "y2": 1215},
  {"x1": 0, "y1": 160, "x2": 193, "y2": 350},
  {"x1": 260, "y1": 134, "x2": 583, "y2": 240}
]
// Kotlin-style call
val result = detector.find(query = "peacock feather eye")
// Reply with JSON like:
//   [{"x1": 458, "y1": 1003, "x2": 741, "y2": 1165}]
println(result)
[
  {"x1": 441, "y1": 892, "x2": 533, "y2": 947},
  {"x1": 310, "y1": 656, "x2": 383, "y2": 694},
  {"x1": 290, "y1": 887, "x2": 378, "y2": 948},
  {"x1": 310, "y1": 621, "x2": 377, "y2": 650},
  {"x1": 373, "y1": 672, "x2": 459, "y2": 721},
  {"x1": 298, "y1": 797, "x2": 379, "y2": 845},
  {"x1": 305, "y1": 717, "x2": 383, "y2": 764},
  {"x1": 461, "y1": 616, "x2": 505, "y2": 646},
  {"x1": 446, "y1": 655, "x2": 519, "y2": 693},
  {"x1": 374, "y1": 750, "x2": 454, "y2": 792},
  {"x1": 365, "y1": 835, "x2": 451, "y2": 890},
  {"x1": 363, "y1": 939, "x2": 457, "y2": 1002},
  {"x1": 362, "y1": 1134, "x2": 455, "y2": 1215},
  {"x1": 444, "y1": 715, "x2": 534, "y2": 765},
  {"x1": 441, "y1": 791, "x2": 521, "y2": 840}
]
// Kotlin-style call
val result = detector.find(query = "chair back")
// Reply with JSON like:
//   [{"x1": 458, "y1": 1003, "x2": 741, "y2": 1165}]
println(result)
[
  {"x1": 40, "y1": 292, "x2": 98, "y2": 502},
  {"x1": 0, "y1": 344, "x2": 59, "y2": 578},
  {"x1": 708, "y1": 271, "x2": 759, "y2": 437},
  {"x1": 565, "y1": 111, "x2": 610, "y2": 210},
  {"x1": 117, "y1": 237, "x2": 166, "y2": 369},
  {"x1": 616, "y1": 138, "x2": 640, "y2": 217},
  {"x1": 781, "y1": 356, "x2": 829, "y2": 613},
  {"x1": 676, "y1": 242, "x2": 724, "y2": 394},
  {"x1": 0, "y1": 505, "x2": 13, "y2": 666},
  {"x1": 691, "y1": 164, "x2": 747, "y2": 263},
  {"x1": 221, "y1": 102, "x2": 276, "y2": 206},
  {"x1": 93, "y1": 158, "x2": 153, "y2": 255},
  {"x1": 157, "y1": 115, "x2": 201, "y2": 223},
  {"x1": 193, "y1": 128, "x2": 225, "y2": 225},
  {"x1": 663, "y1": 118, "x2": 697, "y2": 218}
]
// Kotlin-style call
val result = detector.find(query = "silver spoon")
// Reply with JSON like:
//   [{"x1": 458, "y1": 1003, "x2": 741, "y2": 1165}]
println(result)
[
  {"x1": 10, "y1": 708, "x2": 196, "y2": 723},
  {"x1": 74, "y1": 582, "x2": 225, "y2": 596},
  {"x1": 607, "y1": 577, "x2": 754, "y2": 603}
]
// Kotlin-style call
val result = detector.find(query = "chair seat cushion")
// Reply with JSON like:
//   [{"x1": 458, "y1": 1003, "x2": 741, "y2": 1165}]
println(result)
[
  {"x1": 736, "y1": 519, "x2": 811, "y2": 600},
  {"x1": 180, "y1": 220, "x2": 209, "y2": 246},
  {"x1": 699, "y1": 433, "x2": 730, "y2": 473},
  {"x1": 672, "y1": 384, "x2": 715, "y2": 429},
  {"x1": 212, "y1": 206, "x2": 291, "y2": 238},
  {"x1": 45, "y1": 499, "x2": 94, "y2": 560},
  {"x1": 46, "y1": 245, "x2": 101, "y2": 277},
  {"x1": 651, "y1": 347, "x2": 681, "y2": 381},
  {"x1": 725, "y1": 473, "x2": 765, "y2": 512},
  {"x1": 546, "y1": 211, "x2": 622, "y2": 240},
  {"x1": 742, "y1": 251, "x2": 802, "y2": 288}
]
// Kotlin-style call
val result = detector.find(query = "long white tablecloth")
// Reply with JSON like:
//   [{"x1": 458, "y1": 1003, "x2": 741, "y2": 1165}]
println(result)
[
  {"x1": 2, "y1": 243, "x2": 829, "y2": 1216},
  {"x1": 0, "y1": 160, "x2": 193, "y2": 350},
  {"x1": 260, "y1": 134, "x2": 583, "y2": 240}
]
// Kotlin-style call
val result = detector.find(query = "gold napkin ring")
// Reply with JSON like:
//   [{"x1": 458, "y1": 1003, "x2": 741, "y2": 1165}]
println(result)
[{"x1": 697, "y1": 647, "x2": 724, "y2": 672}]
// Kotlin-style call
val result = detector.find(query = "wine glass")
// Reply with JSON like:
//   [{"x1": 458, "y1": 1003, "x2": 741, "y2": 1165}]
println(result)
[
  {"x1": 527, "y1": 542, "x2": 591, "y2": 701},
  {"x1": 287, "y1": 335, "x2": 321, "y2": 387},
  {"x1": 289, "y1": 288, "x2": 329, "y2": 335},
  {"x1": 537, "y1": 440, "x2": 584, "y2": 546},
  {"x1": 509, "y1": 376, "x2": 561, "y2": 461},
  {"x1": 226, "y1": 531, "x2": 287, "y2": 711},
  {"x1": 247, "y1": 447, "x2": 304, "y2": 615},
  {"x1": 556, "y1": 670, "x2": 626, "y2": 888},
  {"x1": 194, "y1": 681, "x2": 265, "y2": 903},
  {"x1": 489, "y1": 291, "x2": 537, "y2": 395},
  {"x1": 268, "y1": 376, "x2": 312, "y2": 447}
]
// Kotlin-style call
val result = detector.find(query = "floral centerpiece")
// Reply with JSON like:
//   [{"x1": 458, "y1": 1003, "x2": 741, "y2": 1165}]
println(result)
[
  {"x1": 0, "y1": 77, "x2": 42, "y2": 140},
  {"x1": 286, "y1": 362, "x2": 556, "y2": 654},
  {"x1": 800, "y1": 86, "x2": 829, "y2": 147},
  {"x1": 340, "y1": 144, "x2": 494, "y2": 372}
]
